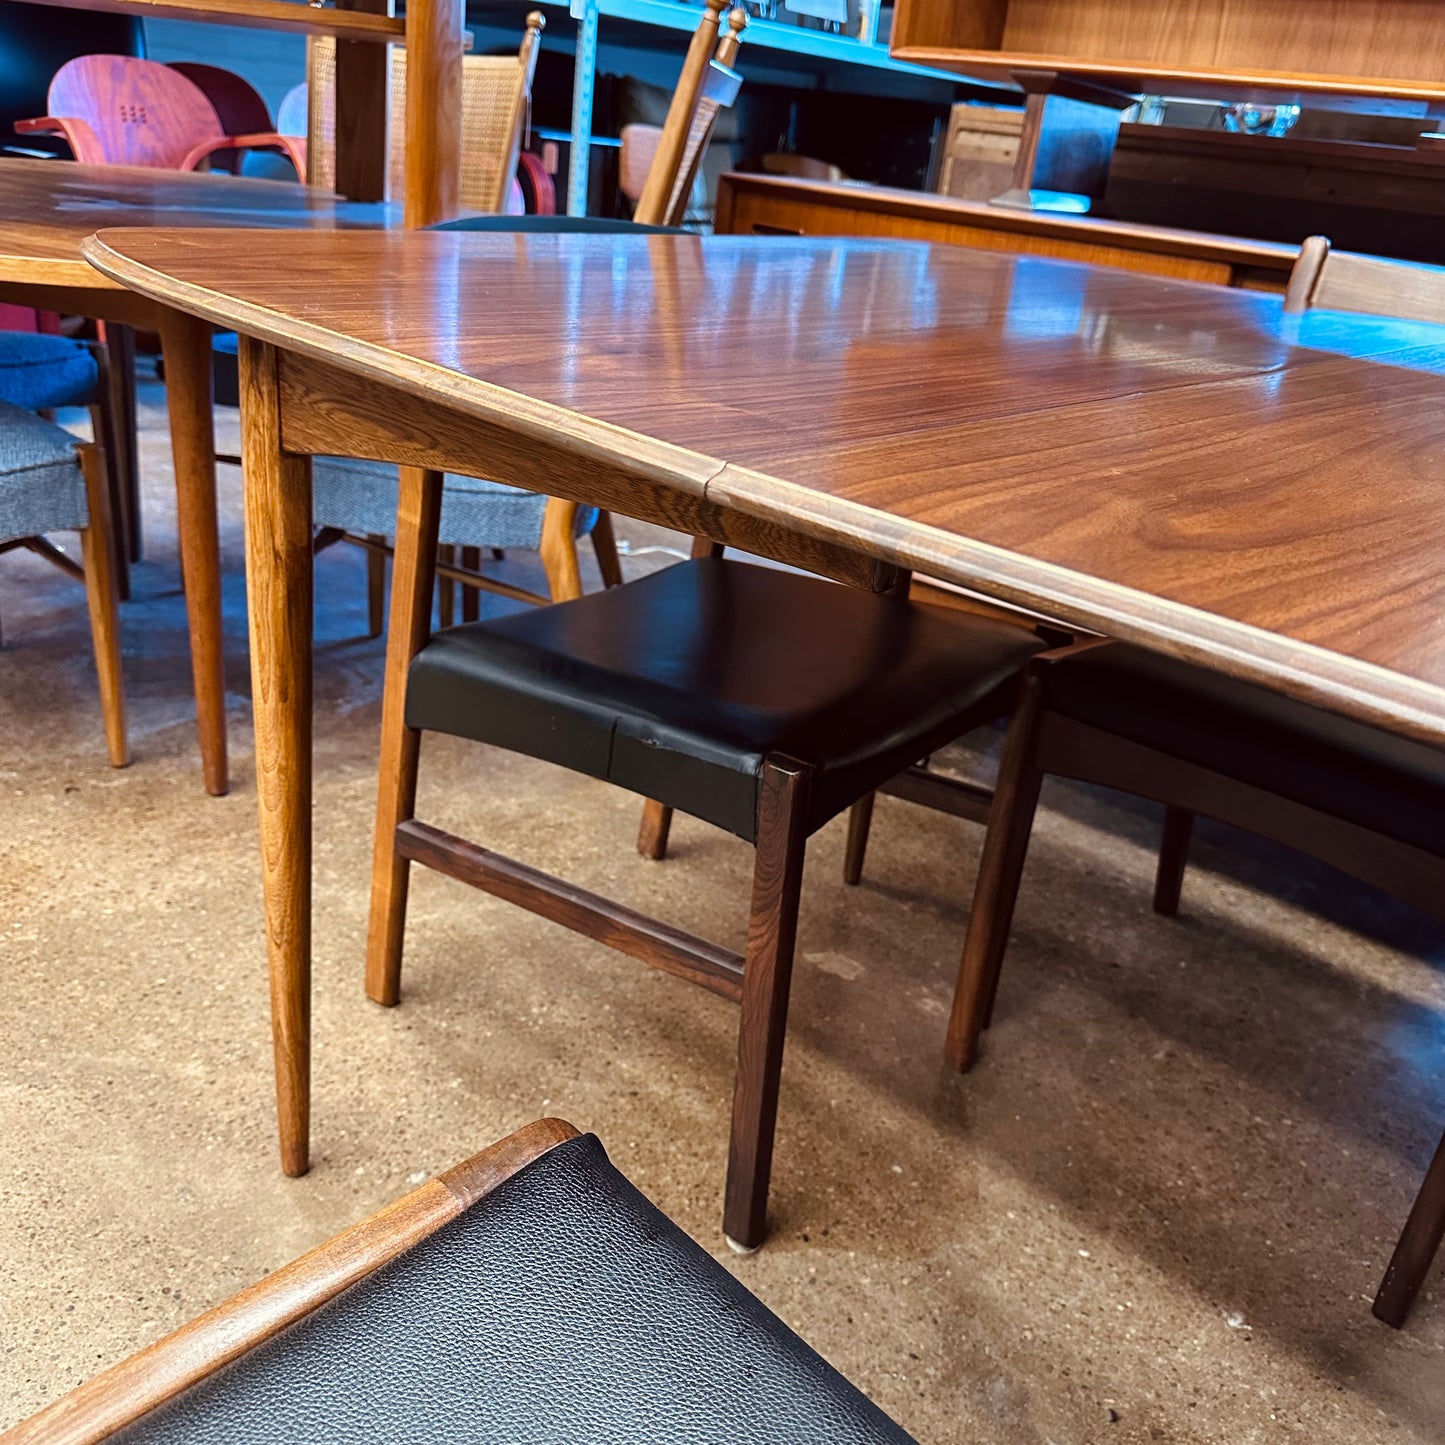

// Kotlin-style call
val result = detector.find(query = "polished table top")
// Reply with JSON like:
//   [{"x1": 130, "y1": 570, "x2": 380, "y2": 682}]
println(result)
[
  {"x1": 0, "y1": 157, "x2": 392, "y2": 287},
  {"x1": 84, "y1": 228, "x2": 1445, "y2": 745}
]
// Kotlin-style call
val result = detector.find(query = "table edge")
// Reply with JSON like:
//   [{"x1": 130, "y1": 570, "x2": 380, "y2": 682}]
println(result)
[{"x1": 81, "y1": 230, "x2": 1445, "y2": 746}]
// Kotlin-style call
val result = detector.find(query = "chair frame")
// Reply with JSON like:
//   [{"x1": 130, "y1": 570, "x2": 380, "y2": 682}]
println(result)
[
  {"x1": 367, "y1": 490, "x2": 816, "y2": 1249},
  {"x1": 832, "y1": 235, "x2": 1445, "y2": 1329},
  {"x1": 1, "y1": 1120, "x2": 579, "y2": 1445},
  {"x1": 942, "y1": 242, "x2": 1445, "y2": 1329}
]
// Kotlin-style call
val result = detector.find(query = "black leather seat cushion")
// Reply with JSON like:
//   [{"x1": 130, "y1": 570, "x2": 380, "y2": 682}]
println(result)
[
  {"x1": 1046, "y1": 643, "x2": 1445, "y2": 857},
  {"x1": 113, "y1": 1134, "x2": 918, "y2": 1444},
  {"x1": 406, "y1": 557, "x2": 1046, "y2": 841}
]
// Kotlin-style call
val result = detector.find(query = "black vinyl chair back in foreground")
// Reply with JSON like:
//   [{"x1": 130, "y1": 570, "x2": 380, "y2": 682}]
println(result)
[{"x1": 4, "y1": 1121, "x2": 919, "y2": 1444}]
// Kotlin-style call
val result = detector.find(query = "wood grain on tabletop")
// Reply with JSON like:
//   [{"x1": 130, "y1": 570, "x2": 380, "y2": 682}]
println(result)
[
  {"x1": 80, "y1": 226, "x2": 1445, "y2": 739},
  {"x1": 0, "y1": 157, "x2": 387, "y2": 280}
]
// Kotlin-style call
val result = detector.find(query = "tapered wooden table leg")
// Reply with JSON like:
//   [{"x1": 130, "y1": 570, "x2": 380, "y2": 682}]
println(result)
[
  {"x1": 161, "y1": 309, "x2": 229, "y2": 797},
  {"x1": 239, "y1": 337, "x2": 314, "y2": 1177}
]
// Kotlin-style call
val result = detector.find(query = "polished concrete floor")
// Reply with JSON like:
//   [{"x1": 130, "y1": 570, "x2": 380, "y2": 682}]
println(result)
[{"x1": 2, "y1": 377, "x2": 1444, "y2": 1443}]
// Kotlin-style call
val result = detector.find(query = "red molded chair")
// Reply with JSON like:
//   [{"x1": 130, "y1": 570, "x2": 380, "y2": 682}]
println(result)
[
  {"x1": 168, "y1": 61, "x2": 303, "y2": 179},
  {"x1": 16, "y1": 55, "x2": 304, "y2": 175}
]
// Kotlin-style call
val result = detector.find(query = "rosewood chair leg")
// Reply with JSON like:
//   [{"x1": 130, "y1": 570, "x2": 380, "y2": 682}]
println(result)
[
  {"x1": 945, "y1": 674, "x2": 1045, "y2": 1072},
  {"x1": 77, "y1": 443, "x2": 128, "y2": 769},
  {"x1": 365, "y1": 466, "x2": 443, "y2": 1008},
  {"x1": 590, "y1": 510, "x2": 624, "y2": 587},
  {"x1": 1152, "y1": 805, "x2": 1193, "y2": 916},
  {"x1": 366, "y1": 534, "x2": 387, "y2": 638},
  {"x1": 637, "y1": 800, "x2": 673, "y2": 860},
  {"x1": 842, "y1": 793, "x2": 874, "y2": 885},
  {"x1": 460, "y1": 545, "x2": 481, "y2": 622},
  {"x1": 724, "y1": 757, "x2": 811, "y2": 1252},
  {"x1": 1374, "y1": 1127, "x2": 1445, "y2": 1328}
]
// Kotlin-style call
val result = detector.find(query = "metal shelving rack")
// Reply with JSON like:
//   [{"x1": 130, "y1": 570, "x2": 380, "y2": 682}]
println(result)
[{"x1": 564, "y1": 0, "x2": 976, "y2": 214}]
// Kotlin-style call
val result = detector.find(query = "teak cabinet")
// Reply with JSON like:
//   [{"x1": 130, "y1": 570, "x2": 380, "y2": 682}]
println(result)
[{"x1": 891, "y1": 0, "x2": 1445, "y2": 104}]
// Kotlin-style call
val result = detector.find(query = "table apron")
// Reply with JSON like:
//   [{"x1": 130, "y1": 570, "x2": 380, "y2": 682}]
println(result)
[
  {"x1": 277, "y1": 349, "x2": 898, "y2": 593},
  {"x1": 0, "y1": 277, "x2": 164, "y2": 329}
]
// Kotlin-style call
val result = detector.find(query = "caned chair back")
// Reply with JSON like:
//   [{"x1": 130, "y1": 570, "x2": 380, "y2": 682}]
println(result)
[
  {"x1": 307, "y1": 12, "x2": 543, "y2": 213},
  {"x1": 1284, "y1": 234, "x2": 1445, "y2": 325},
  {"x1": 633, "y1": 0, "x2": 746, "y2": 227}
]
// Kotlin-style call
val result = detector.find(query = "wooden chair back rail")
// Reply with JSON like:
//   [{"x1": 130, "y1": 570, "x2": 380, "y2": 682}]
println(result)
[
  {"x1": 0, "y1": 1120, "x2": 579, "y2": 1445},
  {"x1": 1285, "y1": 234, "x2": 1445, "y2": 323},
  {"x1": 309, "y1": 11, "x2": 544, "y2": 214},
  {"x1": 633, "y1": 1, "x2": 746, "y2": 228}
]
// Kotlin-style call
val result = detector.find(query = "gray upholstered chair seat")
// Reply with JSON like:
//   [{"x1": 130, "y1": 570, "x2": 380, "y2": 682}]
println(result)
[
  {"x1": 311, "y1": 456, "x2": 597, "y2": 550},
  {"x1": 0, "y1": 329, "x2": 99, "y2": 411},
  {"x1": 0, "y1": 399, "x2": 88, "y2": 541}
]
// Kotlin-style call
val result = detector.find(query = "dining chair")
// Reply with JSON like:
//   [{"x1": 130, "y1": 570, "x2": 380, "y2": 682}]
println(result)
[
  {"x1": 308, "y1": 0, "x2": 747, "y2": 633},
  {"x1": 305, "y1": 12, "x2": 545, "y2": 213},
  {"x1": 167, "y1": 62, "x2": 302, "y2": 179},
  {"x1": 16, "y1": 55, "x2": 302, "y2": 174},
  {"x1": 910, "y1": 240, "x2": 1445, "y2": 1328},
  {"x1": 0, "y1": 328, "x2": 136, "y2": 598},
  {"x1": 364, "y1": 325, "x2": 1051, "y2": 1258},
  {"x1": 2, "y1": 1120, "x2": 917, "y2": 1444},
  {"x1": 0, "y1": 399, "x2": 125, "y2": 768}
]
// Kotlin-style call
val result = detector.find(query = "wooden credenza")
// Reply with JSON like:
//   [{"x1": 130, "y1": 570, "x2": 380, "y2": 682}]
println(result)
[{"x1": 714, "y1": 172, "x2": 1298, "y2": 289}]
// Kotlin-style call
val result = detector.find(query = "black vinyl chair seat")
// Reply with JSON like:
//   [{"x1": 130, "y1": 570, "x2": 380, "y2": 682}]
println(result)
[
  {"x1": 1046, "y1": 643, "x2": 1445, "y2": 856},
  {"x1": 406, "y1": 557, "x2": 1047, "y2": 842},
  {"x1": 112, "y1": 1134, "x2": 917, "y2": 1445}
]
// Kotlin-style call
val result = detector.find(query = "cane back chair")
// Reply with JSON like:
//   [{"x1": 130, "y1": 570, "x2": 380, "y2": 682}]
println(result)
[{"x1": 308, "y1": 1, "x2": 746, "y2": 631}]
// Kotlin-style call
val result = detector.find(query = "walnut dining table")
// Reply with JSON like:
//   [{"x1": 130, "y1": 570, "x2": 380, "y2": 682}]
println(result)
[
  {"x1": 0, "y1": 158, "x2": 391, "y2": 795},
  {"x1": 80, "y1": 227, "x2": 1445, "y2": 1177}
]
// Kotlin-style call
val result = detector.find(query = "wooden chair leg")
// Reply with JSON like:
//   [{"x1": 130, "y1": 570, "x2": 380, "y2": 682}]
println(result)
[
  {"x1": 1153, "y1": 805, "x2": 1193, "y2": 917},
  {"x1": 107, "y1": 322, "x2": 141, "y2": 565},
  {"x1": 365, "y1": 466, "x2": 443, "y2": 1008},
  {"x1": 76, "y1": 443, "x2": 128, "y2": 769},
  {"x1": 89, "y1": 389, "x2": 129, "y2": 602},
  {"x1": 637, "y1": 800, "x2": 673, "y2": 860},
  {"x1": 1374, "y1": 1127, "x2": 1445, "y2": 1328},
  {"x1": 460, "y1": 545, "x2": 481, "y2": 621},
  {"x1": 590, "y1": 510, "x2": 624, "y2": 587},
  {"x1": 842, "y1": 793, "x2": 874, "y2": 885},
  {"x1": 539, "y1": 499, "x2": 583, "y2": 602},
  {"x1": 724, "y1": 757, "x2": 811, "y2": 1252},
  {"x1": 437, "y1": 545, "x2": 456, "y2": 627},
  {"x1": 366, "y1": 534, "x2": 387, "y2": 638},
  {"x1": 945, "y1": 673, "x2": 1045, "y2": 1073}
]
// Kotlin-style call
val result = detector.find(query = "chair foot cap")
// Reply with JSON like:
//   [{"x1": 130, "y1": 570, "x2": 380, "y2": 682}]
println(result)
[{"x1": 724, "y1": 1234, "x2": 761, "y2": 1256}]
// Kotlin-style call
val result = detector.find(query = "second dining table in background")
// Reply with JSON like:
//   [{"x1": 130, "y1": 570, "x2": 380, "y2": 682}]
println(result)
[
  {"x1": 0, "y1": 157, "x2": 392, "y2": 795},
  {"x1": 78, "y1": 226, "x2": 1445, "y2": 1177}
]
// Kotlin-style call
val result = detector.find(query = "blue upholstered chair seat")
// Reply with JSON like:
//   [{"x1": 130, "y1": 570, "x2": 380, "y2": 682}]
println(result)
[
  {"x1": 311, "y1": 456, "x2": 598, "y2": 550},
  {"x1": 0, "y1": 399, "x2": 88, "y2": 541},
  {"x1": 0, "y1": 330, "x2": 99, "y2": 410}
]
